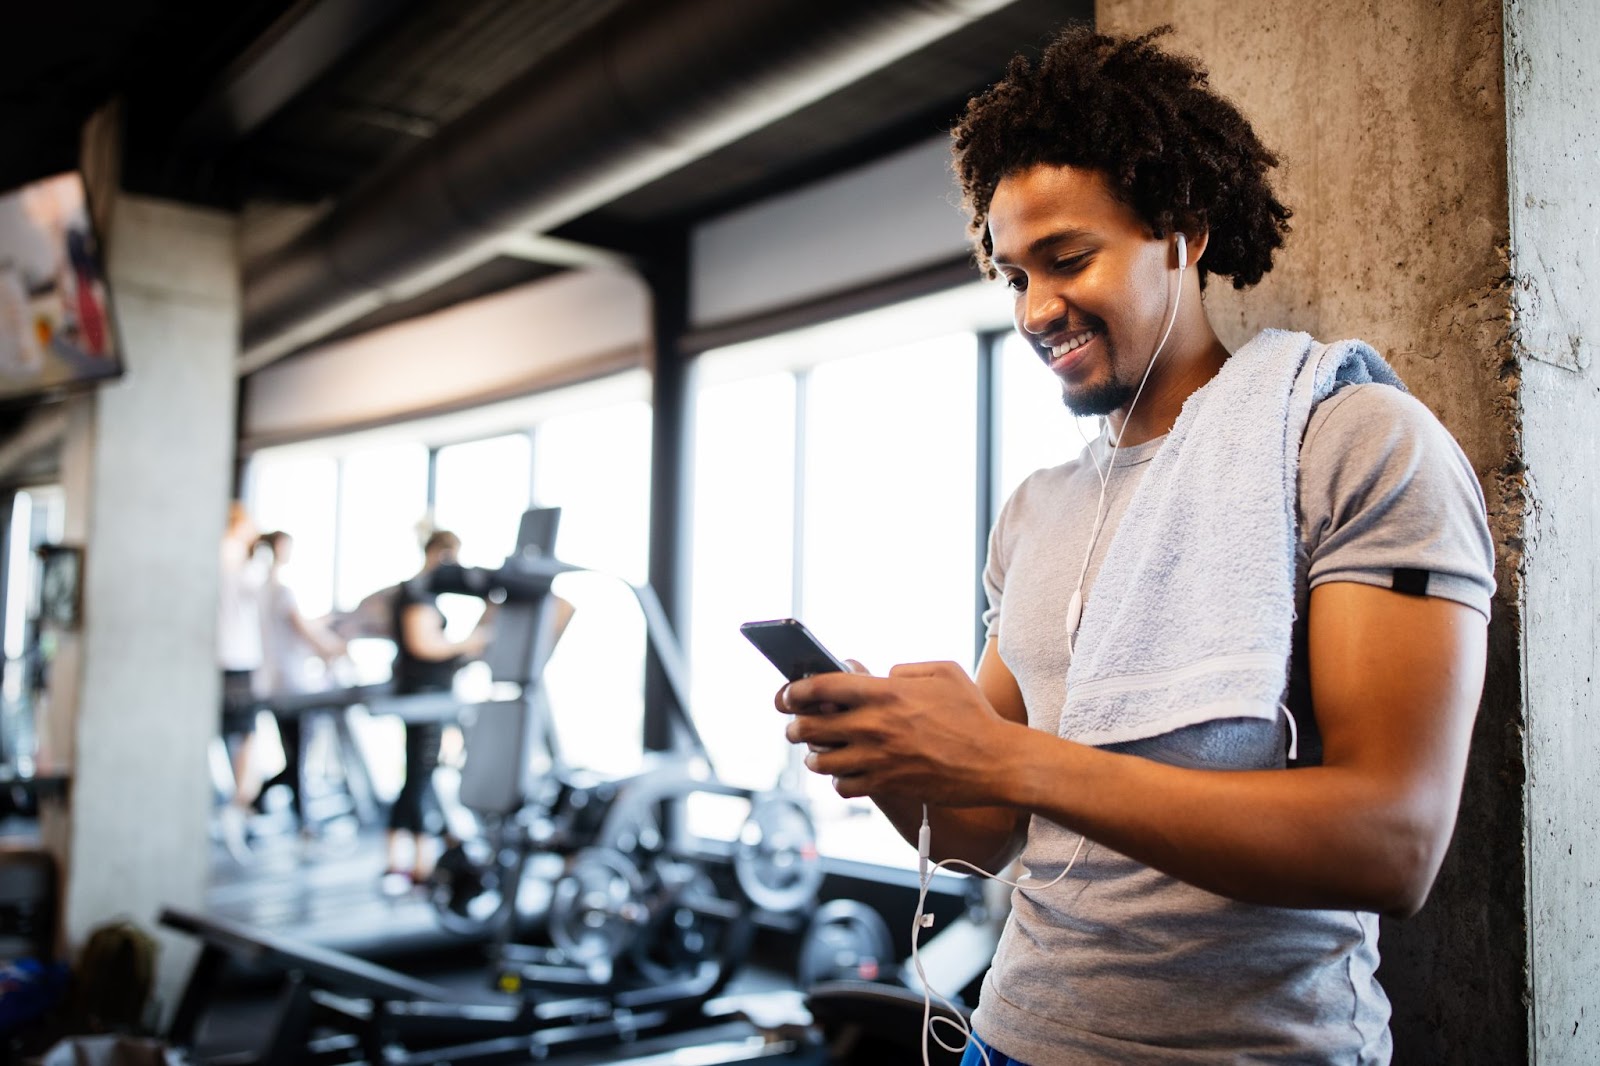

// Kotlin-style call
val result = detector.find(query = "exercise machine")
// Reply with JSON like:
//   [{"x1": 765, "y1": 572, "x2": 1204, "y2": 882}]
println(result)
[
  {"x1": 423, "y1": 511, "x2": 824, "y2": 1007},
  {"x1": 178, "y1": 507, "x2": 829, "y2": 1060},
  {"x1": 160, "y1": 906, "x2": 813, "y2": 1065}
]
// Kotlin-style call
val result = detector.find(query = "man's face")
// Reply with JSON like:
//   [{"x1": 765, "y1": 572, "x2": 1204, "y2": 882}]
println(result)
[{"x1": 988, "y1": 165, "x2": 1173, "y2": 417}]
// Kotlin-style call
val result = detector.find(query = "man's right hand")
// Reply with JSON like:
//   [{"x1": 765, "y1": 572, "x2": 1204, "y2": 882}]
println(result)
[{"x1": 776, "y1": 638, "x2": 1033, "y2": 872}]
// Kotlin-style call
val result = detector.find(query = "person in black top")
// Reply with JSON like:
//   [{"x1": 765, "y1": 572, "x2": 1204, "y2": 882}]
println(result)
[{"x1": 384, "y1": 529, "x2": 494, "y2": 886}]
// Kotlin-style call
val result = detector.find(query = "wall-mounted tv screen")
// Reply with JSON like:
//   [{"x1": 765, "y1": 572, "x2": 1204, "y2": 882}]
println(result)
[{"x1": 0, "y1": 171, "x2": 123, "y2": 404}]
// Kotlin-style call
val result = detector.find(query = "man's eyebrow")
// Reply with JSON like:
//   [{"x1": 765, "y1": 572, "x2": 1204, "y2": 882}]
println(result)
[{"x1": 991, "y1": 227, "x2": 1098, "y2": 265}]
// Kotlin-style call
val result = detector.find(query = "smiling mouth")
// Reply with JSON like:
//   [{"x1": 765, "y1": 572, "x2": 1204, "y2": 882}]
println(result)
[{"x1": 1042, "y1": 327, "x2": 1101, "y2": 372}]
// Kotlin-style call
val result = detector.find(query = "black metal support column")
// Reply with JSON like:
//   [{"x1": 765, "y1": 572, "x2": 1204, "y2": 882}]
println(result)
[
  {"x1": 642, "y1": 233, "x2": 694, "y2": 754},
  {"x1": 230, "y1": 377, "x2": 249, "y2": 501},
  {"x1": 0, "y1": 490, "x2": 13, "y2": 707},
  {"x1": 974, "y1": 331, "x2": 1000, "y2": 666},
  {"x1": 425, "y1": 446, "x2": 439, "y2": 512}
]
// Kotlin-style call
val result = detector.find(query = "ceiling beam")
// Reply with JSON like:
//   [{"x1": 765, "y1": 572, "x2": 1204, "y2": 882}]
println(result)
[
  {"x1": 239, "y1": 0, "x2": 1017, "y2": 373},
  {"x1": 174, "y1": 0, "x2": 425, "y2": 150},
  {"x1": 496, "y1": 233, "x2": 635, "y2": 271}
]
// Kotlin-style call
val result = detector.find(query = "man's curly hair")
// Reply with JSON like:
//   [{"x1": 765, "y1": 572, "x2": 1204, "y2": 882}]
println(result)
[{"x1": 952, "y1": 25, "x2": 1291, "y2": 290}]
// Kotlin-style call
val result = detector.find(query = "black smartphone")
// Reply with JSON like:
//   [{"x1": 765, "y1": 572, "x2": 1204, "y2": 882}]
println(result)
[{"x1": 740, "y1": 618, "x2": 849, "y2": 681}]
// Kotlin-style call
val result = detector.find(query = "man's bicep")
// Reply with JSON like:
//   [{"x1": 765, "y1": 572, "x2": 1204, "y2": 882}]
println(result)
[
  {"x1": 1300, "y1": 385, "x2": 1496, "y2": 618},
  {"x1": 1308, "y1": 582, "x2": 1485, "y2": 819},
  {"x1": 977, "y1": 637, "x2": 1028, "y2": 726}
]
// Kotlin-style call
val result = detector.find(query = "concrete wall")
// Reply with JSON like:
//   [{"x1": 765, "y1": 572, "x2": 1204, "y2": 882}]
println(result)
[
  {"x1": 41, "y1": 195, "x2": 239, "y2": 1019},
  {"x1": 1505, "y1": 1, "x2": 1600, "y2": 1061},
  {"x1": 1093, "y1": 1, "x2": 1528, "y2": 1059}
]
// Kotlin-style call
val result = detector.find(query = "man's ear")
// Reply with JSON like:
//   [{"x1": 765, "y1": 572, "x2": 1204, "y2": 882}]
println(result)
[{"x1": 1179, "y1": 227, "x2": 1211, "y2": 268}]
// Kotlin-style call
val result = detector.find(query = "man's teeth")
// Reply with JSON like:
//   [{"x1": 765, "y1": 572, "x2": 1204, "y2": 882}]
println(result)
[{"x1": 1050, "y1": 330, "x2": 1098, "y2": 359}]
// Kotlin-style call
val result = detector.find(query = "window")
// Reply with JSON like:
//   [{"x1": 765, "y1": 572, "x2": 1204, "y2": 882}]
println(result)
[
  {"x1": 324, "y1": 443, "x2": 431, "y2": 686},
  {"x1": 533, "y1": 401, "x2": 652, "y2": 581},
  {"x1": 433, "y1": 433, "x2": 533, "y2": 639},
  {"x1": 248, "y1": 454, "x2": 339, "y2": 619},
  {"x1": 1, "y1": 485, "x2": 64, "y2": 767},
  {"x1": 241, "y1": 377, "x2": 654, "y2": 805},
  {"x1": 993, "y1": 332, "x2": 1102, "y2": 506},
  {"x1": 533, "y1": 399, "x2": 653, "y2": 778},
  {"x1": 3, "y1": 486, "x2": 63, "y2": 665},
  {"x1": 688, "y1": 372, "x2": 797, "y2": 793},
  {"x1": 797, "y1": 333, "x2": 979, "y2": 865},
  {"x1": 688, "y1": 324, "x2": 983, "y2": 868},
  {"x1": 801, "y1": 334, "x2": 979, "y2": 674},
  {"x1": 433, "y1": 433, "x2": 533, "y2": 569},
  {"x1": 335, "y1": 444, "x2": 431, "y2": 611}
]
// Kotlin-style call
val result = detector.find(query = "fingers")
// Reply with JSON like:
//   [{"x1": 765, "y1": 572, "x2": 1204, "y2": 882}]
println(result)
[
  {"x1": 774, "y1": 684, "x2": 845, "y2": 715},
  {"x1": 778, "y1": 661, "x2": 964, "y2": 714},
  {"x1": 803, "y1": 742, "x2": 870, "y2": 778},
  {"x1": 827, "y1": 772, "x2": 871, "y2": 799},
  {"x1": 782, "y1": 670, "x2": 891, "y2": 711},
  {"x1": 785, "y1": 710, "x2": 859, "y2": 749}
]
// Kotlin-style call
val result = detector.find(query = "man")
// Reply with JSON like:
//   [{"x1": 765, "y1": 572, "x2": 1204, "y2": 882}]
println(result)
[{"x1": 778, "y1": 26, "x2": 1494, "y2": 1065}]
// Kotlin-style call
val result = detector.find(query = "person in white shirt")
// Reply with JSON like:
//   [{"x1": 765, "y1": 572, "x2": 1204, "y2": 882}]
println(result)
[
  {"x1": 255, "y1": 530, "x2": 347, "y2": 836},
  {"x1": 216, "y1": 500, "x2": 268, "y2": 859}
]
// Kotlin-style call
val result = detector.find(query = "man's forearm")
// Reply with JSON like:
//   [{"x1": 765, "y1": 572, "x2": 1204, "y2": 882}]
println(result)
[
  {"x1": 1000, "y1": 726, "x2": 1451, "y2": 916},
  {"x1": 872, "y1": 792, "x2": 1025, "y2": 871}
]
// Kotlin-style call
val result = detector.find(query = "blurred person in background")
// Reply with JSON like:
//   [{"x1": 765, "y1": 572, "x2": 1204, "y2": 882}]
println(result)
[
  {"x1": 216, "y1": 501, "x2": 266, "y2": 862},
  {"x1": 255, "y1": 530, "x2": 348, "y2": 840},
  {"x1": 383, "y1": 529, "x2": 494, "y2": 889}
]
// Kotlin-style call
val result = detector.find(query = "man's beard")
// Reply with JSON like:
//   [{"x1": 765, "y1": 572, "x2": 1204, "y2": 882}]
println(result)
[{"x1": 1061, "y1": 377, "x2": 1136, "y2": 417}]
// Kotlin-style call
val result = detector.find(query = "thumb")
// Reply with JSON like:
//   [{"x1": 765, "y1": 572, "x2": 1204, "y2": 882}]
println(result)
[{"x1": 843, "y1": 659, "x2": 873, "y2": 675}]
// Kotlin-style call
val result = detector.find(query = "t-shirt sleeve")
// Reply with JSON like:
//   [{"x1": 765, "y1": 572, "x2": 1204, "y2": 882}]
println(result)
[
  {"x1": 982, "y1": 482, "x2": 1021, "y2": 641},
  {"x1": 1298, "y1": 383, "x2": 1496, "y2": 619}
]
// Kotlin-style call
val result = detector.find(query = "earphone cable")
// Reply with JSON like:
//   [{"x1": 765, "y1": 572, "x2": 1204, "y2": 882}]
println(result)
[
  {"x1": 1065, "y1": 251, "x2": 1185, "y2": 658},
  {"x1": 915, "y1": 804, "x2": 1087, "y2": 1065}
]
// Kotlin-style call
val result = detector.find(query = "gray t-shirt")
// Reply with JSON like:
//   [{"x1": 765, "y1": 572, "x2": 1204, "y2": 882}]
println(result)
[{"x1": 971, "y1": 383, "x2": 1496, "y2": 1065}]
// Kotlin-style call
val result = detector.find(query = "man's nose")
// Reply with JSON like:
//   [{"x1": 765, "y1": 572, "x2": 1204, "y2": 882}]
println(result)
[{"x1": 1020, "y1": 288, "x2": 1067, "y2": 335}]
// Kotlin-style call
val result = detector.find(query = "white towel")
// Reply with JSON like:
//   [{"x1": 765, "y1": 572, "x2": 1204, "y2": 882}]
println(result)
[{"x1": 1060, "y1": 329, "x2": 1405, "y2": 747}]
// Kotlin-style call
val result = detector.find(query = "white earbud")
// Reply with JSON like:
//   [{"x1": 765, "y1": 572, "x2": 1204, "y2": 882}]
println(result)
[{"x1": 1176, "y1": 232, "x2": 1188, "y2": 272}]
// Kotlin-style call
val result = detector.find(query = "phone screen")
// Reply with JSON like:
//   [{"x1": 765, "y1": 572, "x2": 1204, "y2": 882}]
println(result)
[{"x1": 740, "y1": 618, "x2": 848, "y2": 682}]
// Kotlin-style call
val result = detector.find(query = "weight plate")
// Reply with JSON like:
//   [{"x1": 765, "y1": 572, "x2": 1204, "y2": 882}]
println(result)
[
  {"x1": 733, "y1": 794, "x2": 823, "y2": 914},
  {"x1": 797, "y1": 899, "x2": 895, "y2": 988},
  {"x1": 428, "y1": 838, "x2": 512, "y2": 937},
  {"x1": 547, "y1": 846, "x2": 649, "y2": 962},
  {"x1": 630, "y1": 867, "x2": 723, "y2": 985}
]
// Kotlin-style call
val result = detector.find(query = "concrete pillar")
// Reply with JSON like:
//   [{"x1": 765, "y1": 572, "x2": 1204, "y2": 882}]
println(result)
[
  {"x1": 39, "y1": 194, "x2": 238, "y2": 1018},
  {"x1": 1091, "y1": 1, "x2": 1529, "y2": 1060},
  {"x1": 1504, "y1": 2, "x2": 1600, "y2": 1062}
]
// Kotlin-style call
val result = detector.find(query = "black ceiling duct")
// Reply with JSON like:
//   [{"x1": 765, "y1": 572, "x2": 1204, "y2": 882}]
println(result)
[{"x1": 241, "y1": 0, "x2": 1016, "y2": 369}]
